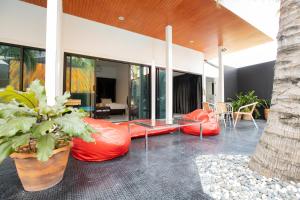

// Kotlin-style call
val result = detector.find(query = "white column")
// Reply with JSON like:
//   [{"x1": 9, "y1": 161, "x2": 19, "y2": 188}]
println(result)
[
  {"x1": 217, "y1": 46, "x2": 225, "y2": 102},
  {"x1": 165, "y1": 25, "x2": 173, "y2": 123},
  {"x1": 202, "y1": 62, "x2": 206, "y2": 102},
  {"x1": 151, "y1": 61, "x2": 156, "y2": 120},
  {"x1": 45, "y1": 0, "x2": 63, "y2": 105}
]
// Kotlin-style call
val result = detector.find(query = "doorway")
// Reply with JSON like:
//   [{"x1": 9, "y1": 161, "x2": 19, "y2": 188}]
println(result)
[
  {"x1": 129, "y1": 64, "x2": 151, "y2": 120},
  {"x1": 64, "y1": 53, "x2": 151, "y2": 122},
  {"x1": 95, "y1": 59, "x2": 129, "y2": 122},
  {"x1": 206, "y1": 77, "x2": 215, "y2": 103},
  {"x1": 173, "y1": 71, "x2": 202, "y2": 116},
  {"x1": 155, "y1": 68, "x2": 166, "y2": 119}
]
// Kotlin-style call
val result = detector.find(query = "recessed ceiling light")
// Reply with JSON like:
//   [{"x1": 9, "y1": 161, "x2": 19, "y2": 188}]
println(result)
[
  {"x1": 118, "y1": 16, "x2": 125, "y2": 21},
  {"x1": 189, "y1": 40, "x2": 194, "y2": 43}
]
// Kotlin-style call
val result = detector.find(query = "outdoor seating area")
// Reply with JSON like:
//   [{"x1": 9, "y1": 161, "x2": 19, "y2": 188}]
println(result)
[
  {"x1": 1, "y1": 0, "x2": 300, "y2": 199},
  {"x1": 72, "y1": 109, "x2": 221, "y2": 162},
  {"x1": 0, "y1": 119, "x2": 267, "y2": 199}
]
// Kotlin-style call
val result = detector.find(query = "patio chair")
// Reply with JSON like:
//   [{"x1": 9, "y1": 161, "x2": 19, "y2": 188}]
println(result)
[
  {"x1": 215, "y1": 102, "x2": 233, "y2": 127},
  {"x1": 233, "y1": 102, "x2": 258, "y2": 128},
  {"x1": 202, "y1": 102, "x2": 215, "y2": 112}
]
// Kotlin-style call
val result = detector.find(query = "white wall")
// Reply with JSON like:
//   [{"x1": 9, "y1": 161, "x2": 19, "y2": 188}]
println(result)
[
  {"x1": 210, "y1": 42, "x2": 277, "y2": 68},
  {"x1": 116, "y1": 65, "x2": 129, "y2": 105},
  {"x1": 211, "y1": 0, "x2": 280, "y2": 68},
  {"x1": 95, "y1": 61, "x2": 129, "y2": 104},
  {"x1": 0, "y1": 0, "x2": 46, "y2": 48},
  {"x1": 0, "y1": 0, "x2": 208, "y2": 76},
  {"x1": 95, "y1": 66, "x2": 117, "y2": 79}
]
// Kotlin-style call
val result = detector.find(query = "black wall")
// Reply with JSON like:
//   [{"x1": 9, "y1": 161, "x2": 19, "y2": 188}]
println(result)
[
  {"x1": 96, "y1": 77, "x2": 116, "y2": 103},
  {"x1": 224, "y1": 66, "x2": 238, "y2": 101},
  {"x1": 224, "y1": 61, "x2": 275, "y2": 100}
]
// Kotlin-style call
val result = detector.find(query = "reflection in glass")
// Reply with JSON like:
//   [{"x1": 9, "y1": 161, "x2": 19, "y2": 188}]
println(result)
[
  {"x1": 23, "y1": 49, "x2": 46, "y2": 90},
  {"x1": 156, "y1": 68, "x2": 166, "y2": 119},
  {"x1": 0, "y1": 45, "x2": 21, "y2": 90},
  {"x1": 66, "y1": 55, "x2": 95, "y2": 115},
  {"x1": 130, "y1": 65, "x2": 150, "y2": 120}
]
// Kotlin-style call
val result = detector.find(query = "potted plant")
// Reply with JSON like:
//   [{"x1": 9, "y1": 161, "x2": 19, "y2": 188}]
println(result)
[
  {"x1": 0, "y1": 80, "x2": 94, "y2": 192},
  {"x1": 229, "y1": 91, "x2": 260, "y2": 120},
  {"x1": 260, "y1": 99, "x2": 271, "y2": 120}
]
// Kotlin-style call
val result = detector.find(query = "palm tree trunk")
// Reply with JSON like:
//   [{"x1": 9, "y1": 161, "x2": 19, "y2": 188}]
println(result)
[{"x1": 249, "y1": 0, "x2": 300, "y2": 182}]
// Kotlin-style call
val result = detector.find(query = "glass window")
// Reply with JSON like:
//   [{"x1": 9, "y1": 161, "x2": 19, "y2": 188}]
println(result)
[
  {"x1": 0, "y1": 44, "x2": 46, "y2": 91},
  {"x1": 23, "y1": 49, "x2": 46, "y2": 90},
  {"x1": 129, "y1": 64, "x2": 151, "y2": 120},
  {"x1": 65, "y1": 55, "x2": 96, "y2": 114},
  {"x1": 0, "y1": 44, "x2": 21, "y2": 90},
  {"x1": 156, "y1": 68, "x2": 166, "y2": 119}
]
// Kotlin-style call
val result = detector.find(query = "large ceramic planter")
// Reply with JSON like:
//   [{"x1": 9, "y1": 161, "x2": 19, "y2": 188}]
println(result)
[
  {"x1": 10, "y1": 144, "x2": 71, "y2": 192},
  {"x1": 264, "y1": 109, "x2": 270, "y2": 120}
]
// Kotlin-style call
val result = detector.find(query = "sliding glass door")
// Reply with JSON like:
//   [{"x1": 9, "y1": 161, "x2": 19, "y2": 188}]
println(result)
[
  {"x1": 65, "y1": 54, "x2": 96, "y2": 115},
  {"x1": 129, "y1": 65, "x2": 151, "y2": 120},
  {"x1": 156, "y1": 68, "x2": 166, "y2": 119},
  {"x1": 64, "y1": 53, "x2": 151, "y2": 120}
]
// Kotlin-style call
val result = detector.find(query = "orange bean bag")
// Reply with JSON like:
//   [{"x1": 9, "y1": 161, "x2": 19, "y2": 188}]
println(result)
[
  {"x1": 181, "y1": 109, "x2": 220, "y2": 136},
  {"x1": 72, "y1": 118, "x2": 131, "y2": 162},
  {"x1": 118, "y1": 120, "x2": 177, "y2": 138}
]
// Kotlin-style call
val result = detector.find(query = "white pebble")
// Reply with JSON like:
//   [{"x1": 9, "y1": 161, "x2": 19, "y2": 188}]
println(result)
[{"x1": 195, "y1": 154, "x2": 300, "y2": 200}]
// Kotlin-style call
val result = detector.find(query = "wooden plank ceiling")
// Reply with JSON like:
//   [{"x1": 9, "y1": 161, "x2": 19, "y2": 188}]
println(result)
[{"x1": 23, "y1": 0, "x2": 272, "y2": 58}]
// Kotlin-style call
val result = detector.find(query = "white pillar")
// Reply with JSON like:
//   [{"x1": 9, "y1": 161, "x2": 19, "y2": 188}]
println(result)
[
  {"x1": 202, "y1": 62, "x2": 206, "y2": 102},
  {"x1": 151, "y1": 61, "x2": 156, "y2": 121},
  {"x1": 45, "y1": 0, "x2": 63, "y2": 105},
  {"x1": 217, "y1": 46, "x2": 225, "y2": 102},
  {"x1": 165, "y1": 25, "x2": 173, "y2": 123}
]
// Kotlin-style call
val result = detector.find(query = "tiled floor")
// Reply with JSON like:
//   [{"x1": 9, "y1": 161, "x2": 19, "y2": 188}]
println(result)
[{"x1": 0, "y1": 120, "x2": 266, "y2": 200}]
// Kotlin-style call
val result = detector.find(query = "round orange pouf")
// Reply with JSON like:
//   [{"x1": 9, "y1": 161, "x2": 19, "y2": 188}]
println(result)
[
  {"x1": 72, "y1": 118, "x2": 131, "y2": 162},
  {"x1": 181, "y1": 109, "x2": 220, "y2": 136}
]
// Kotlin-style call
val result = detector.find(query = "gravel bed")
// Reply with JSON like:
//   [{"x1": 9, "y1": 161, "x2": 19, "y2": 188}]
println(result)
[{"x1": 195, "y1": 154, "x2": 300, "y2": 200}]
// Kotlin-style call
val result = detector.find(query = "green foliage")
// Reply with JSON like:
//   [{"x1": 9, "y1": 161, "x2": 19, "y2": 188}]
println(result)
[
  {"x1": 54, "y1": 113, "x2": 94, "y2": 142},
  {"x1": 36, "y1": 134, "x2": 56, "y2": 161},
  {"x1": 229, "y1": 90, "x2": 261, "y2": 118},
  {"x1": 0, "y1": 117, "x2": 36, "y2": 137},
  {"x1": 0, "y1": 45, "x2": 38, "y2": 72},
  {"x1": 259, "y1": 99, "x2": 271, "y2": 109},
  {"x1": 0, "y1": 86, "x2": 38, "y2": 108},
  {"x1": 0, "y1": 80, "x2": 95, "y2": 164},
  {"x1": 0, "y1": 141, "x2": 13, "y2": 164}
]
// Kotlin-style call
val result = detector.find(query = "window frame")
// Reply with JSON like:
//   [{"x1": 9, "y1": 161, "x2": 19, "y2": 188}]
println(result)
[{"x1": 0, "y1": 42, "x2": 45, "y2": 91}]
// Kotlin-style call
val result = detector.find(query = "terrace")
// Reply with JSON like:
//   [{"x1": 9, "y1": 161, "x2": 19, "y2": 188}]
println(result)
[
  {"x1": 1, "y1": 120, "x2": 265, "y2": 199},
  {"x1": 0, "y1": 0, "x2": 299, "y2": 200}
]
